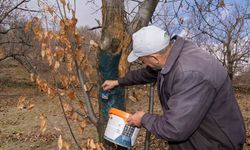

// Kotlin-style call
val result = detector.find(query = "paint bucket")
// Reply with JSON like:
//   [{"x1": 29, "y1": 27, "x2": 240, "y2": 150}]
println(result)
[{"x1": 104, "y1": 108, "x2": 140, "y2": 149}]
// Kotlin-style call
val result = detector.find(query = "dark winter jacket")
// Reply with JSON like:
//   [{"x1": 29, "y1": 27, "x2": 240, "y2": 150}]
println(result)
[{"x1": 118, "y1": 36, "x2": 246, "y2": 150}]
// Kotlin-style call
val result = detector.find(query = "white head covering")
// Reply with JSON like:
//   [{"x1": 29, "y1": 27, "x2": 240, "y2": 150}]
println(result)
[{"x1": 128, "y1": 25, "x2": 170, "y2": 62}]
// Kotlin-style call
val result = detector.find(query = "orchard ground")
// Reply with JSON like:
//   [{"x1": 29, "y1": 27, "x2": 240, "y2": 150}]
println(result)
[{"x1": 0, "y1": 60, "x2": 249, "y2": 150}]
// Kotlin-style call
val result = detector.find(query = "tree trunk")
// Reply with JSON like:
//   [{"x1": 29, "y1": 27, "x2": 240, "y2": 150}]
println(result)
[
  {"x1": 99, "y1": 0, "x2": 127, "y2": 121},
  {"x1": 97, "y1": 0, "x2": 159, "y2": 145},
  {"x1": 226, "y1": 44, "x2": 234, "y2": 80}
]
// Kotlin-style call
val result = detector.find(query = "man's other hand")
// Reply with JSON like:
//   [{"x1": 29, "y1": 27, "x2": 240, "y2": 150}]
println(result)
[
  {"x1": 127, "y1": 111, "x2": 145, "y2": 127},
  {"x1": 102, "y1": 80, "x2": 119, "y2": 91}
]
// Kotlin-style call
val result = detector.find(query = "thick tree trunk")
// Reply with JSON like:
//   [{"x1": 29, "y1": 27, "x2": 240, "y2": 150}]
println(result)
[
  {"x1": 99, "y1": 0, "x2": 126, "y2": 120},
  {"x1": 99, "y1": 0, "x2": 159, "y2": 119},
  {"x1": 97, "y1": 1, "x2": 127, "y2": 148},
  {"x1": 97, "y1": 0, "x2": 159, "y2": 146}
]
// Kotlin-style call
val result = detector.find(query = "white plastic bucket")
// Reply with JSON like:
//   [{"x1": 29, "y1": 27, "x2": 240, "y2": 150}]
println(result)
[{"x1": 104, "y1": 108, "x2": 140, "y2": 149}]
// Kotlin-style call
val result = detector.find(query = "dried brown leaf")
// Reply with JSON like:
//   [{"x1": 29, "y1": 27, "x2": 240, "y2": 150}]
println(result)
[
  {"x1": 89, "y1": 87, "x2": 98, "y2": 99},
  {"x1": 41, "y1": 82, "x2": 48, "y2": 92},
  {"x1": 81, "y1": 142, "x2": 87, "y2": 150},
  {"x1": 63, "y1": 141, "x2": 70, "y2": 150},
  {"x1": 17, "y1": 96, "x2": 25, "y2": 110},
  {"x1": 128, "y1": 95, "x2": 138, "y2": 102},
  {"x1": 39, "y1": 113, "x2": 47, "y2": 134},
  {"x1": 78, "y1": 126, "x2": 84, "y2": 134},
  {"x1": 67, "y1": 91, "x2": 75, "y2": 100},
  {"x1": 70, "y1": 18, "x2": 77, "y2": 27},
  {"x1": 76, "y1": 49, "x2": 85, "y2": 64},
  {"x1": 58, "y1": 135, "x2": 63, "y2": 150},
  {"x1": 66, "y1": 53, "x2": 73, "y2": 72},
  {"x1": 45, "y1": 48, "x2": 53, "y2": 66},
  {"x1": 60, "y1": 0, "x2": 66, "y2": 6},
  {"x1": 54, "y1": 127, "x2": 62, "y2": 132},
  {"x1": 75, "y1": 33, "x2": 81, "y2": 45},
  {"x1": 30, "y1": 73, "x2": 35, "y2": 82},
  {"x1": 79, "y1": 120, "x2": 88, "y2": 129},
  {"x1": 88, "y1": 139, "x2": 96, "y2": 149},
  {"x1": 83, "y1": 84, "x2": 88, "y2": 92},
  {"x1": 219, "y1": 0, "x2": 225, "y2": 8},
  {"x1": 24, "y1": 21, "x2": 32, "y2": 32},
  {"x1": 54, "y1": 47, "x2": 64, "y2": 61},
  {"x1": 89, "y1": 40, "x2": 99, "y2": 48},
  {"x1": 71, "y1": 112, "x2": 78, "y2": 121},
  {"x1": 41, "y1": 49, "x2": 45, "y2": 58},
  {"x1": 58, "y1": 135, "x2": 70, "y2": 150},
  {"x1": 61, "y1": 75, "x2": 69, "y2": 89},
  {"x1": 54, "y1": 61, "x2": 60, "y2": 71},
  {"x1": 48, "y1": 87, "x2": 56, "y2": 98},
  {"x1": 63, "y1": 103, "x2": 73, "y2": 113},
  {"x1": 60, "y1": 19, "x2": 65, "y2": 30},
  {"x1": 47, "y1": 6, "x2": 54, "y2": 16},
  {"x1": 33, "y1": 27, "x2": 43, "y2": 41},
  {"x1": 27, "y1": 101, "x2": 35, "y2": 110},
  {"x1": 70, "y1": 75, "x2": 79, "y2": 86},
  {"x1": 96, "y1": 142, "x2": 105, "y2": 150}
]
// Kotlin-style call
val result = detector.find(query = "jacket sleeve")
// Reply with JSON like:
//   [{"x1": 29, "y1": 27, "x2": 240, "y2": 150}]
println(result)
[
  {"x1": 118, "y1": 66, "x2": 159, "y2": 86},
  {"x1": 141, "y1": 71, "x2": 216, "y2": 142}
]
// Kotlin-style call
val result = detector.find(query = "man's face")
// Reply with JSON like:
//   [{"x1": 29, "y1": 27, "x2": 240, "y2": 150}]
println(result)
[{"x1": 138, "y1": 55, "x2": 161, "y2": 70}]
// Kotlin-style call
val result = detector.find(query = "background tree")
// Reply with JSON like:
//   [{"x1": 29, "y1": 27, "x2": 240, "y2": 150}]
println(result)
[
  {"x1": 0, "y1": 0, "x2": 41, "y2": 73},
  {"x1": 155, "y1": 0, "x2": 250, "y2": 80},
  {"x1": 190, "y1": 0, "x2": 250, "y2": 80}
]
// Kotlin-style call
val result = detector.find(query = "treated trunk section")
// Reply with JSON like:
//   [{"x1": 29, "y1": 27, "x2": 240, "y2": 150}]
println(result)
[{"x1": 99, "y1": 0, "x2": 126, "y2": 121}]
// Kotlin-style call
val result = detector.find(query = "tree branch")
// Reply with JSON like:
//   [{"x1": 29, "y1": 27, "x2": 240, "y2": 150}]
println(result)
[
  {"x1": 88, "y1": 26, "x2": 102, "y2": 30},
  {"x1": 128, "y1": 0, "x2": 159, "y2": 33},
  {"x1": 0, "y1": 27, "x2": 20, "y2": 34},
  {"x1": 0, "y1": 40, "x2": 32, "y2": 47},
  {"x1": 16, "y1": 7, "x2": 41, "y2": 12}
]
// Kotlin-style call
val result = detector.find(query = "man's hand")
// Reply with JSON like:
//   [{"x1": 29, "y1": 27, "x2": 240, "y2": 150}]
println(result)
[
  {"x1": 102, "y1": 80, "x2": 119, "y2": 91},
  {"x1": 127, "y1": 111, "x2": 145, "y2": 127}
]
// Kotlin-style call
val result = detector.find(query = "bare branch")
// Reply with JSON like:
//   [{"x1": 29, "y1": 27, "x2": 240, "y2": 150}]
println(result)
[
  {"x1": 88, "y1": 26, "x2": 102, "y2": 30},
  {"x1": 16, "y1": 7, "x2": 41, "y2": 12}
]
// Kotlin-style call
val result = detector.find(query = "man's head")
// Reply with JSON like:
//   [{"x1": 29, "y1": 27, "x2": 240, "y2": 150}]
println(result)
[{"x1": 128, "y1": 25, "x2": 171, "y2": 69}]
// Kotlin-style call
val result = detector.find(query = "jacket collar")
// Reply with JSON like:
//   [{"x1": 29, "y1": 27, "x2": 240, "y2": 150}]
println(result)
[{"x1": 160, "y1": 36, "x2": 185, "y2": 75}]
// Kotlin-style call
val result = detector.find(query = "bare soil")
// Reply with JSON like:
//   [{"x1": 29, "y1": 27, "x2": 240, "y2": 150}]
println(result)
[{"x1": 0, "y1": 60, "x2": 249, "y2": 150}]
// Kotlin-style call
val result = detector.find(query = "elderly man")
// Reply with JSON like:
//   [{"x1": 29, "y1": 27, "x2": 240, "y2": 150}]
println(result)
[{"x1": 102, "y1": 25, "x2": 246, "y2": 150}]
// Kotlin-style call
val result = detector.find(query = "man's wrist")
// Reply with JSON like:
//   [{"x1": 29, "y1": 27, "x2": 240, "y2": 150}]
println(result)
[{"x1": 115, "y1": 80, "x2": 119, "y2": 86}]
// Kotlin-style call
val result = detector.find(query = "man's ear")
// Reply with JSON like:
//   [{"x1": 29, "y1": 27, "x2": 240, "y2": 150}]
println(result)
[{"x1": 150, "y1": 53, "x2": 160, "y2": 64}]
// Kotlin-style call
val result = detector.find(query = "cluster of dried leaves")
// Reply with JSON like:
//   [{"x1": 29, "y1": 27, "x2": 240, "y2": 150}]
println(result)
[
  {"x1": 58, "y1": 135, "x2": 105, "y2": 150},
  {"x1": 18, "y1": 0, "x2": 103, "y2": 149},
  {"x1": 17, "y1": 96, "x2": 34, "y2": 111}
]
